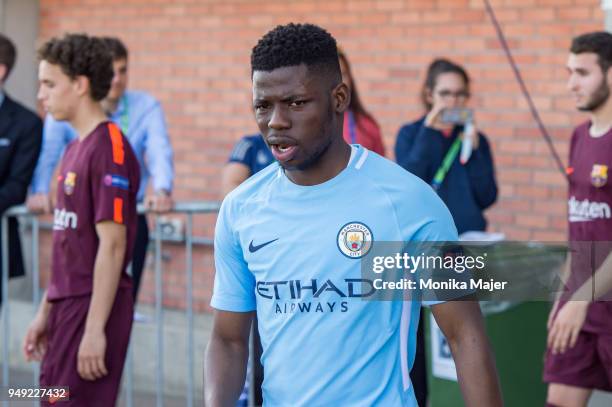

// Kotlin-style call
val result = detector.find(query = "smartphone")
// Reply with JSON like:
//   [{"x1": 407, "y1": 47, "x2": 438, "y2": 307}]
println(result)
[{"x1": 439, "y1": 107, "x2": 473, "y2": 125}]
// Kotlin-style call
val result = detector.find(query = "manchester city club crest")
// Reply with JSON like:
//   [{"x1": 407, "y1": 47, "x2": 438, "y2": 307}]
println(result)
[
  {"x1": 64, "y1": 171, "x2": 77, "y2": 195},
  {"x1": 591, "y1": 164, "x2": 608, "y2": 188},
  {"x1": 337, "y1": 222, "x2": 373, "y2": 259}
]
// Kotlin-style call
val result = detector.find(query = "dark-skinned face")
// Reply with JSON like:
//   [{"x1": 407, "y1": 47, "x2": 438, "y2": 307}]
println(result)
[{"x1": 252, "y1": 64, "x2": 348, "y2": 173}]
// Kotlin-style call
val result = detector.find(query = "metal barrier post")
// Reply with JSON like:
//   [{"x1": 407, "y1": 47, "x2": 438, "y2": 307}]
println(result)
[
  {"x1": 31, "y1": 217, "x2": 40, "y2": 388},
  {"x1": 125, "y1": 263, "x2": 134, "y2": 407},
  {"x1": 31, "y1": 217, "x2": 40, "y2": 309},
  {"x1": 1, "y1": 215, "x2": 10, "y2": 407},
  {"x1": 155, "y1": 216, "x2": 163, "y2": 407},
  {"x1": 30, "y1": 217, "x2": 40, "y2": 309},
  {"x1": 186, "y1": 212, "x2": 194, "y2": 407}
]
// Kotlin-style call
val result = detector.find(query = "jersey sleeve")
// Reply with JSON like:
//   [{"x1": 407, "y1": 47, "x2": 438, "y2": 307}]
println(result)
[
  {"x1": 90, "y1": 123, "x2": 136, "y2": 225},
  {"x1": 210, "y1": 198, "x2": 256, "y2": 312},
  {"x1": 228, "y1": 136, "x2": 255, "y2": 168},
  {"x1": 411, "y1": 218, "x2": 461, "y2": 307},
  {"x1": 396, "y1": 179, "x2": 460, "y2": 306}
]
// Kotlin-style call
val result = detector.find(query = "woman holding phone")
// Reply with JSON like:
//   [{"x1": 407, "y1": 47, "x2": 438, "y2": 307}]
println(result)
[
  {"x1": 395, "y1": 58, "x2": 497, "y2": 235},
  {"x1": 394, "y1": 58, "x2": 498, "y2": 407}
]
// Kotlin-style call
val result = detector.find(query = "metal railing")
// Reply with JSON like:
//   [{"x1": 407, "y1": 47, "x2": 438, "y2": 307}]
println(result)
[{"x1": 1, "y1": 201, "x2": 221, "y2": 407}]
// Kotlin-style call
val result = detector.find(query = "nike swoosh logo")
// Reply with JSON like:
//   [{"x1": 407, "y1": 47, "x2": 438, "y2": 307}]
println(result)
[{"x1": 249, "y1": 238, "x2": 279, "y2": 253}]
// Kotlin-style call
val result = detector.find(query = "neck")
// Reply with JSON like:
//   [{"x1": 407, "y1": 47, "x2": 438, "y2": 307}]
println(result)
[
  {"x1": 589, "y1": 98, "x2": 612, "y2": 137},
  {"x1": 101, "y1": 95, "x2": 121, "y2": 115},
  {"x1": 70, "y1": 99, "x2": 108, "y2": 141},
  {"x1": 286, "y1": 136, "x2": 351, "y2": 186}
]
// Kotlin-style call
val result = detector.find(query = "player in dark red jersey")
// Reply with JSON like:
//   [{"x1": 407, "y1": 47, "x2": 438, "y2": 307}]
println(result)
[
  {"x1": 22, "y1": 34, "x2": 140, "y2": 406},
  {"x1": 545, "y1": 31, "x2": 612, "y2": 407}
]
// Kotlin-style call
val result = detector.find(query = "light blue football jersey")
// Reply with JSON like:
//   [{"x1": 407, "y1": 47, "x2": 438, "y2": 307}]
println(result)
[{"x1": 211, "y1": 145, "x2": 458, "y2": 407}]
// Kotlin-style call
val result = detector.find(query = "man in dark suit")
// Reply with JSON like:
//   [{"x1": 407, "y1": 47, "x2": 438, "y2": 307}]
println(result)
[{"x1": 0, "y1": 33, "x2": 43, "y2": 304}]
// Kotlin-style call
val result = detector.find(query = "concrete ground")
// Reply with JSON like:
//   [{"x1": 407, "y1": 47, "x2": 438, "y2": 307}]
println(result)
[
  {"x1": 2, "y1": 293, "x2": 611, "y2": 406},
  {"x1": 1, "y1": 297, "x2": 210, "y2": 405},
  {"x1": 1, "y1": 368, "x2": 201, "y2": 406},
  {"x1": 590, "y1": 391, "x2": 612, "y2": 407}
]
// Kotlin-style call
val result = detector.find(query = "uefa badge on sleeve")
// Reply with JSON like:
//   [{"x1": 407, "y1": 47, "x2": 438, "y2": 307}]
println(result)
[
  {"x1": 103, "y1": 174, "x2": 130, "y2": 190},
  {"x1": 337, "y1": 222, "x2": 373, "y2": 259},
  {"x1": 591, "y1": 164, "x2": 608, "y2": 188}
]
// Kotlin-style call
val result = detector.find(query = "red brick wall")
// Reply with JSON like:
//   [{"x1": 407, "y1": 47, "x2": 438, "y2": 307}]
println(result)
[{"x1": 37, "y1": 0, "x2": 605, "y2": 310}]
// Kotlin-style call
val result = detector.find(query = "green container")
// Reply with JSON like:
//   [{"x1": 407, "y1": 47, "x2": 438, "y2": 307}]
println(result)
[{"x1": 425, "y1": 301, "x2": 550, "y2": 407}]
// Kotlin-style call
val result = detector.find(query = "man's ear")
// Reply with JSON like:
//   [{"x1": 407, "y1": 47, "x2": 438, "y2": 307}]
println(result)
[
  {"x1": 74, "y1": 75, "x2": 90, "y2": 98},
  {"x1": 332, "y1": 81, "x2": 350, "y2": 114}
]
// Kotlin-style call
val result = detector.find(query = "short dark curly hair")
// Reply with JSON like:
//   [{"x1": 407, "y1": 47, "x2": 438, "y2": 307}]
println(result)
[
  {"x1": 251, "y1": 23, "x2": 341, "y2": 85},
  {"x1": 571, "y1": 31, "x2": 612, "y2": 73},
  {"x1": 38, "y1": 33, "x2": 113, "y2": 101},
  {"x1": 101, "y1": 36, "x2": 128, "y2": 61}
]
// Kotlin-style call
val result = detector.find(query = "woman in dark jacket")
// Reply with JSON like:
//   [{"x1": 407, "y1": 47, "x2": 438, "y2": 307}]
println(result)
[{"x1": 395, "y1": 58, "x2": 497, "y2": 234}]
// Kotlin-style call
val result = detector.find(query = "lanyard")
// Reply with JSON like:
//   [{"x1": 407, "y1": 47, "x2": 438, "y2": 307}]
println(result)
[
  {"x1": 118, "y1": 94, "x2": 129, "y2": 136},
  {"x1": 348, "y1": 110, "x2": 357, "y2": 144},
  {"x1": 432, "y1": 136, "x2": 462, "y2": 190}
]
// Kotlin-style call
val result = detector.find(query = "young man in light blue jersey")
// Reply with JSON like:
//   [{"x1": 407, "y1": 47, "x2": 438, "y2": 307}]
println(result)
[
  {"x1": 205, "y1": 23, "x2": 502, "y2": 407},
  {"x1": 27, "y1": 37, "x2": 174, "y2": 300}
]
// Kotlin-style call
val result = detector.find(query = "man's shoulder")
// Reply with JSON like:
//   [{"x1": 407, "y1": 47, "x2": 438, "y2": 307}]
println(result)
[
  {"x1": 360, "y1": 149, "x2": 431, "y2": 194},
  {"x1": 397, "y1": 117, "x2": 425, "y2": 135},
  {"x1": 248, "y1": 134, "x2": 269, "y2": 152},
  {"x1": 573, "y1": 121, "x2": 591, "y2": 137},
  {"x1": 359, "y1": 149, "x2": 453, "y2": 227},
  {"x1": 568, "y1": 121, "x2": 593, "y2": 150},
  {"x1": 3, "y1": 96, "x2": 41, "y2": 127},
  {"x1": 233, "y1": 134, "x2": 265, "y2": 152},
  {"x1": 223, "y1": 163, "x2": 278, "y2": 206},
  {"x1": 88, "y1": 122, "x2": 114, "y2": 151},
  {"x1": 90, "y1": 122, "x2": 136, "y2": 161},
  {"x1": 126, "y1": 90, "x2": 159, "y2": 109}
]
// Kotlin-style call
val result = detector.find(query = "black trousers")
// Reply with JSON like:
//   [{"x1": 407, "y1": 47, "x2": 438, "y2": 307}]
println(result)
[
  {"x1": 131, "y1": 214, "x2": 149, "y2": 300},
  {"x1": 410, "y1": 309, "x2": 428, "y2": 407},
  {"x1": 0, "y1": 218, "x2": 25, "y2": 306},
  {"x1": 252, "y1": 317, "x2": 264, "y2": 406}
]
